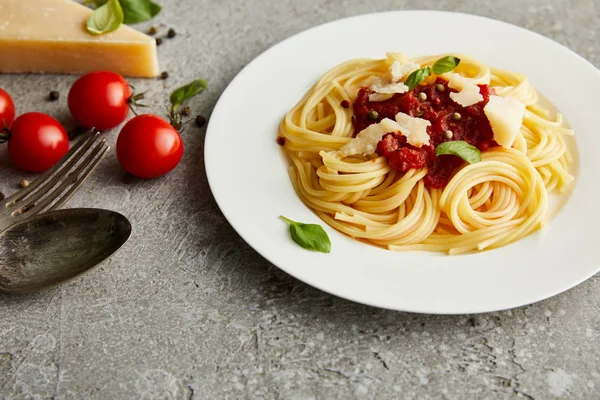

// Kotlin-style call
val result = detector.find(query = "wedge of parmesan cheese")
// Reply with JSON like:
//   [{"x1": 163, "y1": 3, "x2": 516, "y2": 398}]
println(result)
[
  {"x1": 448, "y1": 74, "x2": 483, "y2": 107},
  {"x1": 339, "y1": 118, "x2": 404, "y2": 157},
  {"x1": 368, "y1": 81, "x2": 409, "y2": 101},
  {"x1": 484, "y1": 95, "x2": 525, "y2": 148}
]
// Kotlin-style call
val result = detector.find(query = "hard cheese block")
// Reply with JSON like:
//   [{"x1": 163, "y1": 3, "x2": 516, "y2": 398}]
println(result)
[{"x1": 0, "y1": 0, "x2": 159, "y2": 77}]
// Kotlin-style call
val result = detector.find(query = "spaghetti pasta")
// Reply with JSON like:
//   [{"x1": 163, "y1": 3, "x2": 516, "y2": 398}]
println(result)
[{"x1": 279, "y1": 53, "x2": 574, "y2": 254}]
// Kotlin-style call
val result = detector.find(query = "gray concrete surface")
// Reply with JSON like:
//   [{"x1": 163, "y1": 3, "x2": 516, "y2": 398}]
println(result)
[{"x1": 1, "y1": 0, "x2": 599, "y2": 398}]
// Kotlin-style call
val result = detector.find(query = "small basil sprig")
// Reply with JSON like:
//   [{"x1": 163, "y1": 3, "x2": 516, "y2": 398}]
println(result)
[
  {"x1": 432, "y1": 56, "x2": 461, "y2": 75},
  {"x1": 435, "y1": 140, "x2": 481, "y2": 164},
  {"x1": 280, "y1": 216, "x2": 331, "y2": 253},
  {"x1": 168, "y1": 79, "x2": 208, "y2": 130},
  {"x1": 120, "y1": 0, "x2": 162, "y2": 24},
  {"x1": 85, "y1": 0, "x2": 161, "y2": 35},
  {"x1": 86, "y1": 0, "x2": 124, "y2": 35},
  {"x1": 405, "y1": 67, "x2": 431, "y2": 91},
  {"x1": 170, "y1": 80, "x2": 208, "y2": 111}
]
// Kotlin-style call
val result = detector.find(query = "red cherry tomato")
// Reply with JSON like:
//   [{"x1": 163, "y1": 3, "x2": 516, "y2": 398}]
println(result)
[
  {"x1": 116, "y1": 115, "x2": 183, "y2": 178},
  {"x1": 68, "y1": 71, "x2": 131, "y2": 130},
  {"x1": 0, "y1": 88, "x2": 16, "y2": 127},
  {"x1": 8, "y1": 112, "x2": 69, "y2": 172}
]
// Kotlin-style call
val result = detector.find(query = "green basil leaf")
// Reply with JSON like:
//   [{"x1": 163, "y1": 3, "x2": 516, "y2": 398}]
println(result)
[
  {"x1": 435, "y1": 140, "x2": 481, "y2": 164},
  {"x1": 170, "y1": 79, "x2": 208, "y2": 110},
  {"x1": 86, "y1": 0, "x2": 124, "y2": 35},
  {"x1": 405, "y1": 67, "x2": 431, "y2": 91},
  {"x1": 83, "y1": 0, "x2": 107, "y2": 7},
  {"x1": 280, "y1": 216, "x2": 331, "y2": 253},
  {"x1": 432, "y1": 56, "x2": 461, "y2": 75},
  {"x1": 120, "y1": 0, "x2": 162, "y2": 24}
]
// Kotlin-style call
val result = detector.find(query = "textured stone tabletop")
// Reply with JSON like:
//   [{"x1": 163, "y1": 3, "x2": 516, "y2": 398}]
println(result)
[{"x1": 1, "y1": 0, "x2": 599, "y2": 399}]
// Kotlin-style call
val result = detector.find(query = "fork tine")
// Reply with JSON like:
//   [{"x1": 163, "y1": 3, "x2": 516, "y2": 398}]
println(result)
[
  {"x1": 14, "y1": 139, "x2": 109, "y2": 217},
  {"x1": 5, "y1": 130, "x2": 100, "y2": 205},
  {"x1": 47, "y1": 146, "x2": 110, "y2": 212}
]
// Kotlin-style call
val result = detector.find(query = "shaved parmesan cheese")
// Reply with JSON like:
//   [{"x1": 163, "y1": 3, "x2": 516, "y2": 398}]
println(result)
[
  {"x1": 368, "y1": 81, "x2": 409, "y2": 102},
  {"x1": 372, "y1": 81, "x2": 409, "y2": 94},
  {"x1": 368, "y1": 93, "x2": 394, "y2": 102},
  {"x1": 390, "y1": 61, "x2": 420, "y2": 82},
  {"x1": 448, "y1": 74, "x2": 483, "y2": 107},
  {"x1": 386, "y1": 52, "x2": 409, "y2": 64},
  {"x1": 395, "y1": 112, "x2": 431, "y2": 147},
  {"x1": 484, "y1": 95, "x2": 525, "y2": 148},
  {"x1": 339, "y1": 118, "x2": 403, "y2": 157}
]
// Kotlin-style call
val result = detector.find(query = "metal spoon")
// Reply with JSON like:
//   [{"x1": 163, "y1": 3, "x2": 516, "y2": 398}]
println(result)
[{"x1": 0, "y1": 208, "x2": 132, "y2": 294}]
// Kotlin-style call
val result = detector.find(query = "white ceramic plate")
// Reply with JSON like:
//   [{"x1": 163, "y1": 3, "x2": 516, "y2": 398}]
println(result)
[{"x1": 205, "y1": 11, "x2": 600, "y2": 314}]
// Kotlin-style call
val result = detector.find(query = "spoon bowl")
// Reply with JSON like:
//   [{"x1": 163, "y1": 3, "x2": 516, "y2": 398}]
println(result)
[{"x1": 0, "y1": 208, "x2": 131, "y2": 293}]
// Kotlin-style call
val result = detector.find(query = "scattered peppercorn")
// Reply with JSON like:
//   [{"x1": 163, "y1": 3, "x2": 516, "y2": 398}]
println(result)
[
  {"x1": 195, "y1": 115, "x2": 207, "y2": 128},
  {"x1": 20, "y1": 179, "x2": 30, "y2": 188},
  {"x1": 451, "y1": 112, "x2": 462, "y2": 121},
  {"x1": 48, "y1": 90, "x2": 59, "y2": 101},
  {"x1": 367, "y1": 110, "x2": 379, "y2": 121},
  {"x1": 418, "y1": 92, "x2": 427, "y2": 101},
  {"x1": 340, "y1": 100, "x2": 350, "y2": 108},
  {"x1": 167, "y1": 28, "x2": 177, "y2": 38},
  {"x1": 181, "y1": 106, "x2": 191, "y2": 116},
  {"x1": 276, "y1": 136, "x2": 286, "y2": 146},
  {"x1": 444, "y1": 130, "x2": 453, "y2": 139},
  {"x1": 156, "y1": 38, "x2": 163, "y2": 46},
  {"x1": 148, "y1": 26, "x2": 159, "y2": 35},
  {"x1": 435, "y1": 83, "x2": 445, "y2": 92},
  {"x1": 160, "y1": 71, "x2": 169, "y2": 80}
]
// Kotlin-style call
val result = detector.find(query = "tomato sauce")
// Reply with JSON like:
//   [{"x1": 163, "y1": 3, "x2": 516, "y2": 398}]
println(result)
[{"x1": 353, "y1": 79, "x2": 496, "y2": 188}]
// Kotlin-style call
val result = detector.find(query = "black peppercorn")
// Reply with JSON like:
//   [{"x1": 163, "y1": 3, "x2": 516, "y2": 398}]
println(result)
[{"x1": 195, "y1": 115, "x2": 207, "y2": 128}]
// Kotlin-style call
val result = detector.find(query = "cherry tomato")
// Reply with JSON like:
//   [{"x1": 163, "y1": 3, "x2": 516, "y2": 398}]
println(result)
[
  {"x1": 0, "y1": 88, "x2": 16, "y2": 127},
  {"x1": 116, "y1": 115, "x2": 183, "y2": 178},
  {"x1": 68, "y1": 71, "x2": 131, "y2": 130},
  {"x1": 8, "y1": 112, "x2": 69, "y2": 172}
]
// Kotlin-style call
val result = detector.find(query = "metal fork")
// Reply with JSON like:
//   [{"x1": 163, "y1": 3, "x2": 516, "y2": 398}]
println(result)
[{"x1": 0, "y1": 131, "x2": 109, "y2": 232}]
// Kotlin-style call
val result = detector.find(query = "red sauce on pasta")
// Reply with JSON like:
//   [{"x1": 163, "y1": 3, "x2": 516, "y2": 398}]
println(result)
[{"x1": 353, "y1": 79, "x2": 496, "y2": 188}]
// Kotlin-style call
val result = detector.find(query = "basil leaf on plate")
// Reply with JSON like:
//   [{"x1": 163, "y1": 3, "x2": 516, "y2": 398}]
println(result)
[
  {"x1": 405, "y1": 67, "x2": 431, "y2": 91},
  {"x1": 86, "y1": 0, "x2": 124, "y2": 35},
  {"x1": 435, "y1": 140, "x2": 481, "y2": 164},
  {"x1": 170, "y1": 79, "x2": 208, "y2": 111},
  {"x1": 120, "y1": 0, "x2": 162, "y2": 24},
  {"x1": 280, "y1": 216, "x2": 331, "y2": 253}
]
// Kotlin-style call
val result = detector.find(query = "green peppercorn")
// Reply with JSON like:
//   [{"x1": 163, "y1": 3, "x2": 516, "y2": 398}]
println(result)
[
  {"x1": 367, "y1": 110, "x2": 379, "y2": 121},
  {"x1": 435, "y1": 83, "x2": 445, "y2": 92},
  {"x1": 451, "y1": 112, "x2": 461, "y2": 121}
]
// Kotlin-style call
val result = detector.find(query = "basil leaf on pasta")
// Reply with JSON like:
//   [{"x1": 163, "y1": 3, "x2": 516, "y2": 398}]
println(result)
[
  {"x1": 86, "y1": 0, "x2": 124, "y2": 35},
  {"x1": 432, "y1": 56, "x2": 461, "y2": 75},
  {"x1": 280, "y1": 216, "x2": 331, "y2": 253},
  {"x1": 435, "y1": 140, "x2": 481, "y2": 164},
  {"x1": 405, "y1": 67, "x2": 431, "y2": 91}
]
